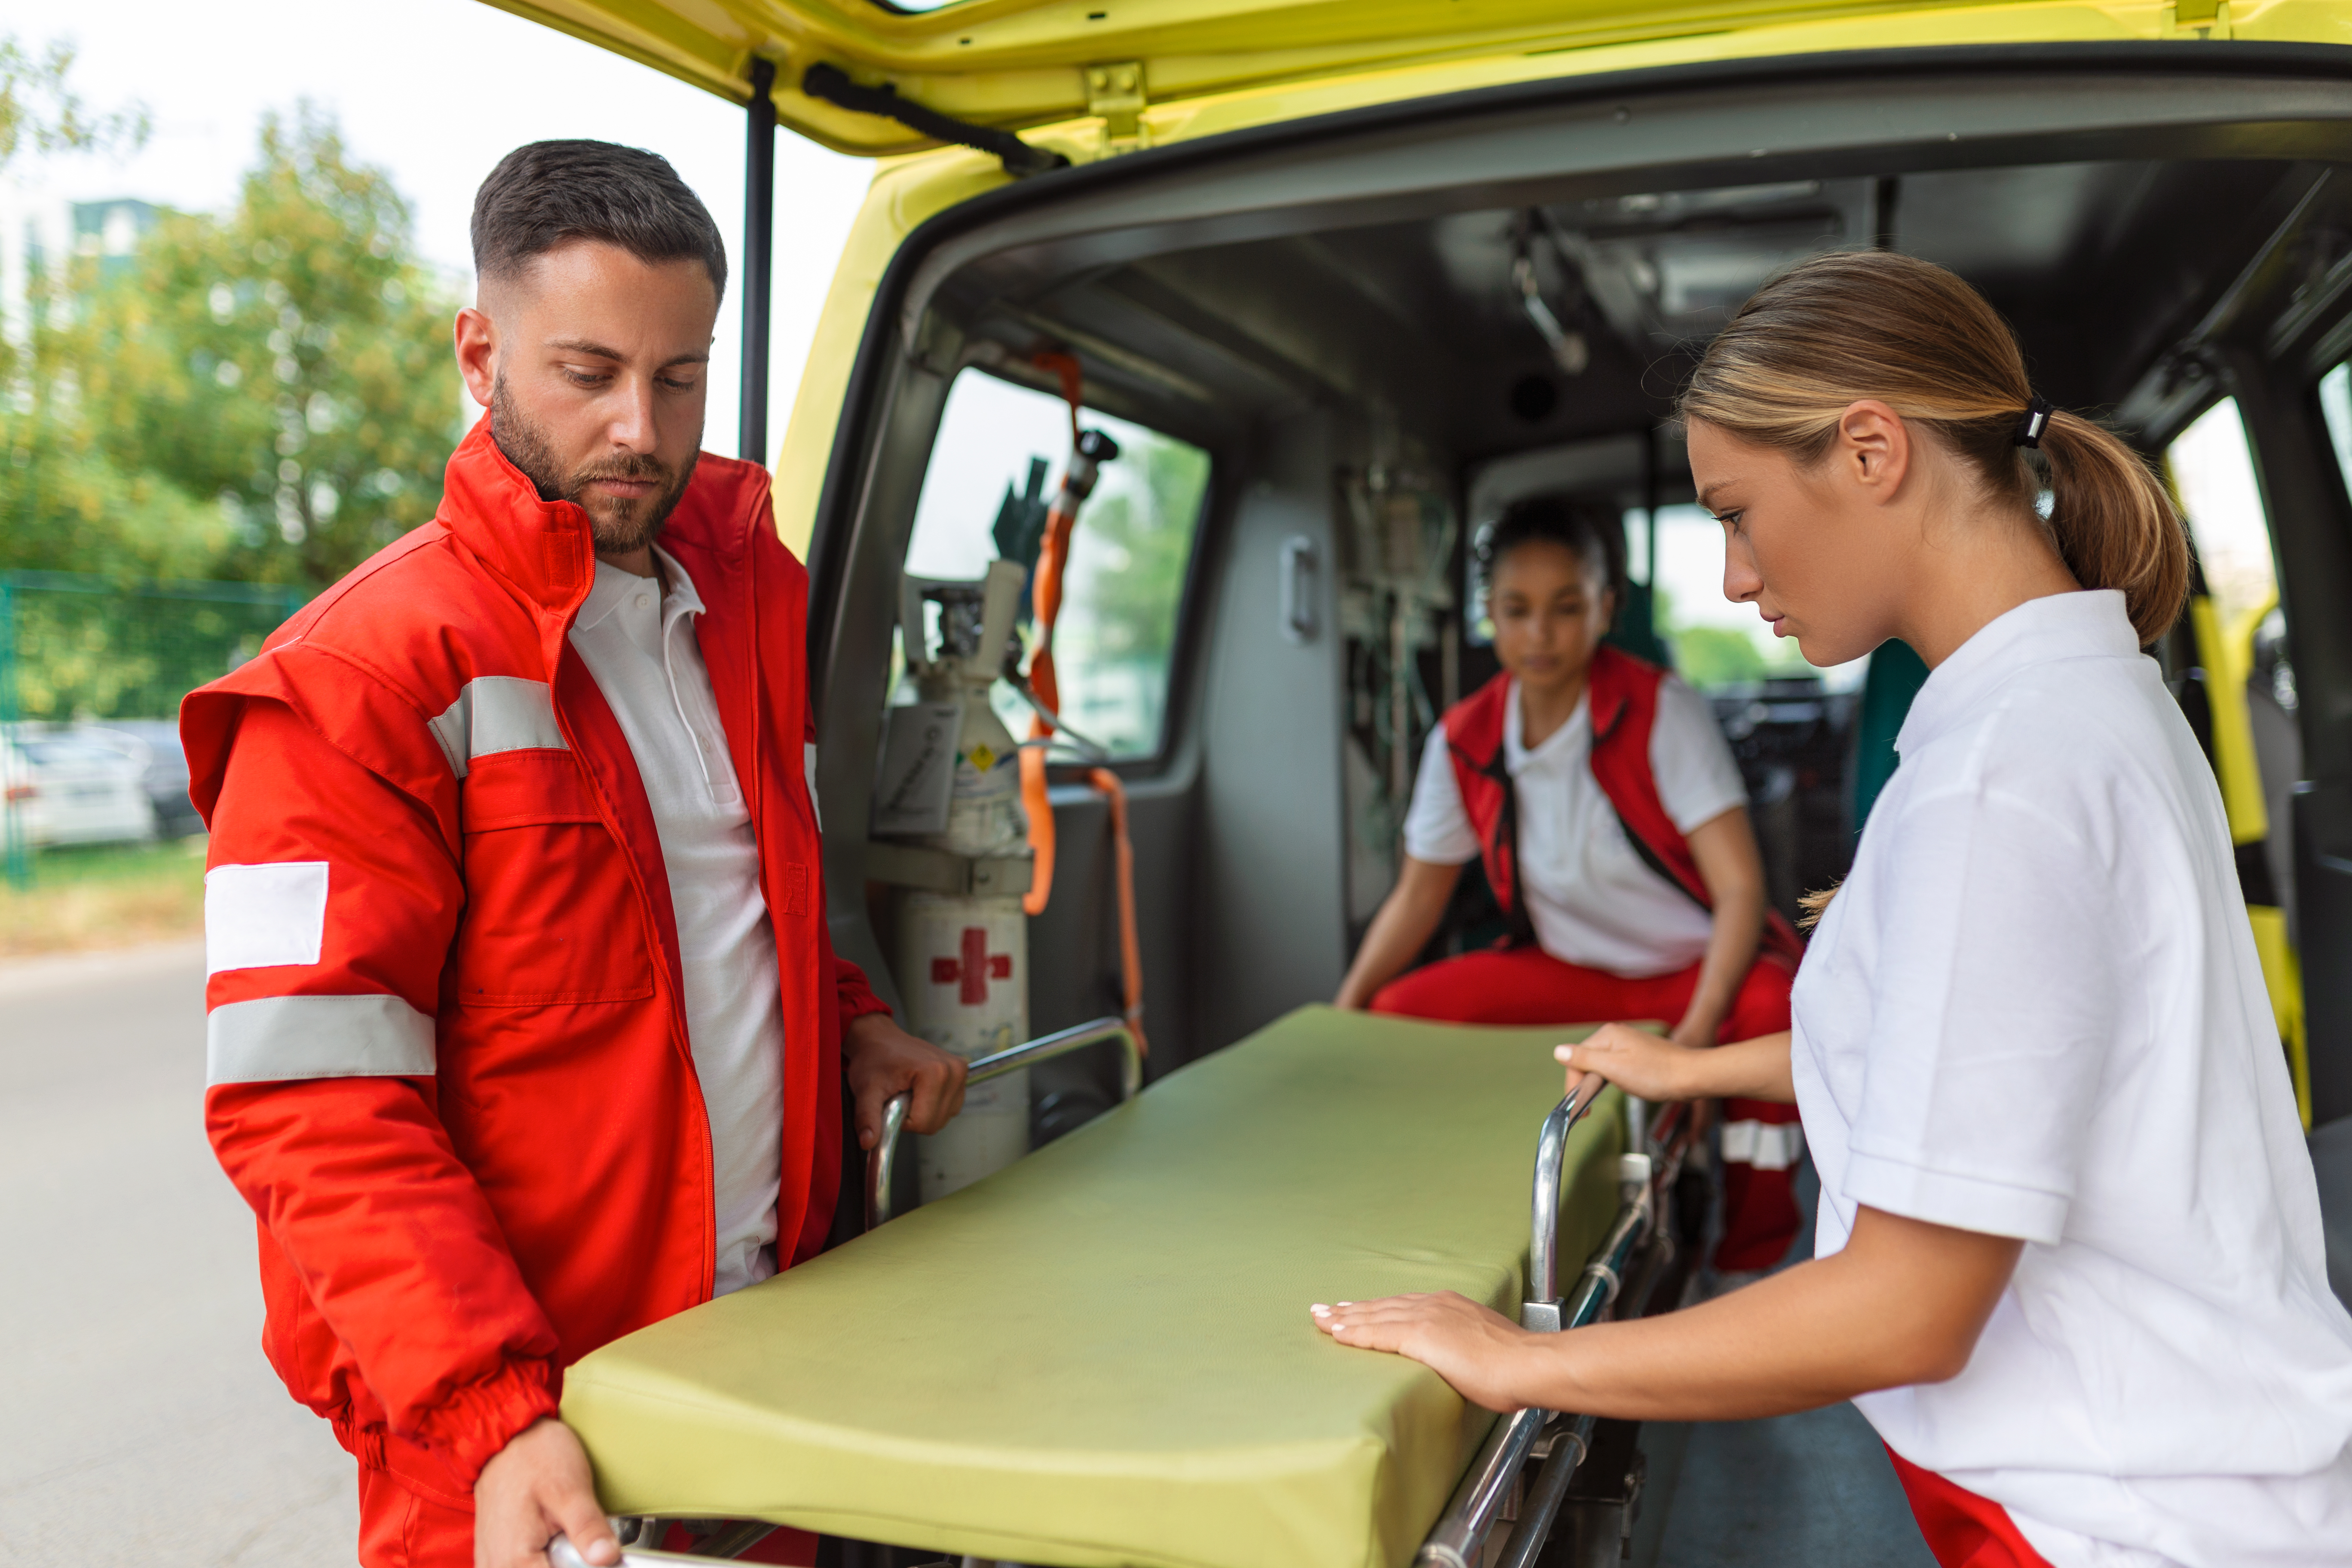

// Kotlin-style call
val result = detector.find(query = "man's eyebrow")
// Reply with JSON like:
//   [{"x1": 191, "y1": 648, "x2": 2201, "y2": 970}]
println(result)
[
  {"x1": 544, "y1": 337, "x2": 710, "y2": 371},
  {"x1": 546, "y1": 336, "x2": 627, "y2": 360}
]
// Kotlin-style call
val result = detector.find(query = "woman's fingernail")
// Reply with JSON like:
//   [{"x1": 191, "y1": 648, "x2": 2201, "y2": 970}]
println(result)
[
  {"x1": 1311, "y1": 1304, "x2": 1329, "y2": 1314},
  {"x1": 1338, "y1": 1301, "x2": 1354, "y2": 1306}
]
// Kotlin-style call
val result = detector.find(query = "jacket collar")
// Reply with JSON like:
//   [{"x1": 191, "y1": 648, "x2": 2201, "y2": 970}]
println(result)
[{"x1": 437, "y1": 417, "x2": 752, "y2": 636}]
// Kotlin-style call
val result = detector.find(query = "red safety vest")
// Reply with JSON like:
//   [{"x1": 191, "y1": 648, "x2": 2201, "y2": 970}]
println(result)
[
  {"x1": 181, "y1": 419, "x2": 889, "y2": 1507},
  {"x1": 1440, "y1": 646, "x2": 1804, "y2": 965}
]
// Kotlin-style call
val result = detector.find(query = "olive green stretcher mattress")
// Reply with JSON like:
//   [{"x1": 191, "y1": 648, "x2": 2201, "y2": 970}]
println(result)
[{"x1": 562, "y1": 1006, "x2": 1626, "y2": 1568}]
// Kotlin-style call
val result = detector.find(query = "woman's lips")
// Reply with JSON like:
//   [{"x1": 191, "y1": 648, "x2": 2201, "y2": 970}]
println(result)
[{"x1": 1765, "y1": 615, "x2": 1788, "y2": 638}]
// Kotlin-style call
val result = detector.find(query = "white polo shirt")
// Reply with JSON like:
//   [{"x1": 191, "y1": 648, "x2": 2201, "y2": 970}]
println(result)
[
  {"x1": 1403, "y1": 675, "x2": 1749, "y2": 977},
  {"x1": 570, "y1": 548, "x2": 784, "y2": 1298},
  {"x1": 1793, "y1": 591, "x2": 2352, "y2": 1566}
]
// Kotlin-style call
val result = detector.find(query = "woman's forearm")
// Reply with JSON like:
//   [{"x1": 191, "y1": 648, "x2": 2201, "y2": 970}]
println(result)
[
  {"x1": 1335, "y1": 857, "x2": 1462, "y2": 1008},
  {"x1": 1501, "y1": 1208, "x2": 2022, "y2": 1420},
  {"x1": 1675, "y1": 808, "x2": 1768, "y2": 1043},
  {"x1": 1678, "y1": 890, "x2": 1762, "y2": 1042},
  {"x1": 1315, "y1": 1207, "x2": 2021, "y2": 1420}
]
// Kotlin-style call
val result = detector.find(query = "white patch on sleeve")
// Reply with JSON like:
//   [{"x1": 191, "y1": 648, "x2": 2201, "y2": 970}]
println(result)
[
  {"x1": 205, "y1": 861, "x2": 330, "y2": 975},
  {"x1": 805, "y1": 741, "x2": 822, "y2": 830}
]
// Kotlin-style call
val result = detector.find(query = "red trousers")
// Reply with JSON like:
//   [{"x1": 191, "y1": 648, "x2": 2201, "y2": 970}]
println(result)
[
  {"x1": 1885, "y1": 1446, "x2": 2057, "y2": 1568},
  {"x1": 1371, "y1": 944, "x2": 1804, "y2": 1271},
  {"x1": 357, "y1": 1466, "x2": 818, "y2": 1566}
]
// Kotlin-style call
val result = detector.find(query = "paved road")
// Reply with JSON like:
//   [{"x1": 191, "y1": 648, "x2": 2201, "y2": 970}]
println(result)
[{"x1": 0, "y1": 943, "x2": 360, "y2": 1567}]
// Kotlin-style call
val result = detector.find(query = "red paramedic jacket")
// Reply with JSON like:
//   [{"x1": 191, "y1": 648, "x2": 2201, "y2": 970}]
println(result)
[
  {"x1": 1442, "y1": 646, "x2": 1804, "y2": 965},
  {"x1": 182, "y1": 419, "x2": 889, "y2": 1509}
]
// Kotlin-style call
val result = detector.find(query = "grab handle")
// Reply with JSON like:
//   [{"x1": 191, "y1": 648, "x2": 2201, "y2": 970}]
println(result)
[
  {"x1": 1278, "y1": 534, "x2": 1318, "y2": 644},
  {"x1": 1523, "y1": 1070, "x2": 1607, "y2": 1330},
  {"x1": 866, "y1": 1016, "x2": 1140, "y2": 1230}
]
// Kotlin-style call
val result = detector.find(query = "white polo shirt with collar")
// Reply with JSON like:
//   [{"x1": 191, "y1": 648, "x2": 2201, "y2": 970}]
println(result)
[
  {"x1": 569, "y1": 546, "x2": 784, "y2": 1298},
  {"x1": 1793, "y1": 589, "x2": 2352, "y2": 1566}
]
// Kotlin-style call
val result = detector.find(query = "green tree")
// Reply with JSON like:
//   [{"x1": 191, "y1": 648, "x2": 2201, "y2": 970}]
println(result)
[
  {"x1": 1075, "y1": 431, "x2": 1210, "y2": 664},
  {"x1": 0, "y1": 35, "x2": 146, "y2": 173},
  {"x1": 59, "y1": 106, "x2": 457, "y2": 585},
  {"x1": 1669, "y1": 626, "x2": 1771, "y2": 690}
]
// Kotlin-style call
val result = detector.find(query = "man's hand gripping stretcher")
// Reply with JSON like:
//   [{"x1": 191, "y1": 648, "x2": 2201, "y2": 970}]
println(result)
[{"x1": 1310, "y1": 1024, "x2": 2026, "y2": 1424}]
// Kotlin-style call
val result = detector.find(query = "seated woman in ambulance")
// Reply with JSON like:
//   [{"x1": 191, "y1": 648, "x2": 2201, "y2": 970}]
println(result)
[{"x1": 1333, "y1": 496, "x2": 1805, "y2": 1272}]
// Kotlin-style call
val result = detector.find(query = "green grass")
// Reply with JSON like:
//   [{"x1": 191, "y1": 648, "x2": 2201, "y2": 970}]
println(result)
[{"x1": 0, "y1": 836, "x2": 207, "y2": 957}]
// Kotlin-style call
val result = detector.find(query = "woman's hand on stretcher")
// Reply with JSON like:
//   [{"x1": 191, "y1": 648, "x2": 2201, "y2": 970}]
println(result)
[
  {"x1": 1555, "y1": 1025, "x2": 1796, "y2": 1105},
  {"x1": 1309, "y1": 1294, "x2": 1539, "y2": 1413}
]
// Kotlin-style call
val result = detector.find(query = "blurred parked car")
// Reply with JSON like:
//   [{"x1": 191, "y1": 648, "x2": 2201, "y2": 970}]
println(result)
[
  {"x1": 1, "y1": 725, "x2": 160, "y2": 848},
  {"x1": 85, "y1": 720, "x2": 204, "y2": 839}
]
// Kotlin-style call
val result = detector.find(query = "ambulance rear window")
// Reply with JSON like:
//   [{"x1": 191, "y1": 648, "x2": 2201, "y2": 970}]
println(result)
[{"x1": 904, "y1": 369, "x2": 1210, "y2": 762}]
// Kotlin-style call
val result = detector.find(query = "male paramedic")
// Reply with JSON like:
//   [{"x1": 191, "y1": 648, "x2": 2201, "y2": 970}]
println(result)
[{"x1": 182, "y1": 141, "x2": 967, "y2": 1568}]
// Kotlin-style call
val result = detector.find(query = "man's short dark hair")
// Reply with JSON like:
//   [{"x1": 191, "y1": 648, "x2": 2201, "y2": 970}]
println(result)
[{"x1": 471, "y1": 140, "x2": 727, "y2": 301}]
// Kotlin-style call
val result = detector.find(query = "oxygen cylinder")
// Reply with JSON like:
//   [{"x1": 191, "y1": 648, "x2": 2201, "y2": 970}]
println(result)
[{"x1": 886, "y1": 561, "x2": 1035, "y2": 1203}]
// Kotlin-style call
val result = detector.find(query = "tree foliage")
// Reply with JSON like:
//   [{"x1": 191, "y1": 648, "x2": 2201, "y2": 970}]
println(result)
[
  {"x1": 0, "y1": 36, "x2": 147, "y2": 172},
  {"x1": 4, "y1": 105, "x2": 458, "y2": 587}
]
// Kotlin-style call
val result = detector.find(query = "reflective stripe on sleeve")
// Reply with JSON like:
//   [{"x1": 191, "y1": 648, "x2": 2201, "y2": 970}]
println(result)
[
  {"x1": 206, "y1": 993, "x2": 437, "y2": 1085},
  {"x1": 426, "y1": 677, "x2": 567, "y2": 778},
  {"x1": 1720, "y1": 1118, "x2": 1807, "y2": 1172},
  {"x1": 205, "y1": 861, "x2": 329, "y2": 974}
]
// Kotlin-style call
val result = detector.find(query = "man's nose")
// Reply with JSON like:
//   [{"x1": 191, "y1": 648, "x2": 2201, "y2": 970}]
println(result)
[{"x1": 604, "y1": 377, "x2": 658, "y2": 453}]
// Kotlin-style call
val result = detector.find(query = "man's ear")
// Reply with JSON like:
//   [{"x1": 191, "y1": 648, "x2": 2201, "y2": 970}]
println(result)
[
  {"x1": 1835, "y1": 399, "x2": 1911, "y2": 501},
  {"x1": 453, "y1": 306, "x2": 498, "y2": 410}
]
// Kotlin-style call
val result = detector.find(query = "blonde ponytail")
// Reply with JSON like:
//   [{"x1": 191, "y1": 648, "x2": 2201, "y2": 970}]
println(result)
[{"x1": 1681, "y1": 251, "x2": 2190, "y2": 643}]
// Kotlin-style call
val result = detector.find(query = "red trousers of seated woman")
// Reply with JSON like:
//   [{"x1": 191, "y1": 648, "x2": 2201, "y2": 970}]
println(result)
[
  {"x1": 1370, "y1": 945, "x2": 1803, "y2": 1271},
  {"x1": 1885, "y1": 1446, "x2": 2058, "y2": 1568}
]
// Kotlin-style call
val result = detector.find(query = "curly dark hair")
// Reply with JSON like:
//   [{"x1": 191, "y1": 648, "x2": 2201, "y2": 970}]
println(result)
[{"x1": 1476, "y1": 494, "x2": 1624, "y2": 598}]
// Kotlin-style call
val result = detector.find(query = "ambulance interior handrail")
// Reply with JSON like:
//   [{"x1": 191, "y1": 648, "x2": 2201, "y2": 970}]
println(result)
[
  {"x1": 1524, "y1": 1070, "x2": 1608, "y2": 1328},
  {"x1": 866, "y1": 1016, "x2": 1139, "y2": 1230},
  {"x1": 1419, "y1": 1071, "x2": 1658, "y2": 1568}
]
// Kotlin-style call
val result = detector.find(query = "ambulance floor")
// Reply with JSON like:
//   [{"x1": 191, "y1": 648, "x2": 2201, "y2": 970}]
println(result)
[{"x1": 1633, "y1": 1156, "x2": 1936, "y2": 1568}]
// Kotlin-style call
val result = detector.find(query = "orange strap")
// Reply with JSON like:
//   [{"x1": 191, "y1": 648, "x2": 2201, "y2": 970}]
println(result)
[
  {"x1": 1020, "y1": 353, "x2": 1084, "y2": 919},
  {"x1": 1017, "y1": 353, "x2": 1148, "y2": 1056},
  {"x1": 1086, "y1": 767, "x2": 1150, "y2": 1058}
]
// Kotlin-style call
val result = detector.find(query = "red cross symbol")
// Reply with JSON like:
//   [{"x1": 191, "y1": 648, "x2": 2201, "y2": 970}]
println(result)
[{"x1": 931, "y1": 926, "x2": 1013, "y2": 1005}]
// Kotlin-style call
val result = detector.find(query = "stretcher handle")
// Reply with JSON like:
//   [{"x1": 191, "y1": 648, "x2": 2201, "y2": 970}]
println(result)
[
  {"x1": 866, "y1": 1016, "x2": 1141, "y2": 1230},
  {"x1": 1523, "y1": 1070, "x2": 1607, "y2": 1330}
]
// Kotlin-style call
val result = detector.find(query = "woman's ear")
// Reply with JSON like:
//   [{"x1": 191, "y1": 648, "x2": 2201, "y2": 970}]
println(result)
[{"x1": 1835, "y1": 399, "x2": 1911, "y2": 500}]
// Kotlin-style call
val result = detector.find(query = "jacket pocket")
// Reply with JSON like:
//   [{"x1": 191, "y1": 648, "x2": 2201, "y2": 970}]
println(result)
[{"x1": 453, "y1": 751, "x2": 655, "y2": 1005}]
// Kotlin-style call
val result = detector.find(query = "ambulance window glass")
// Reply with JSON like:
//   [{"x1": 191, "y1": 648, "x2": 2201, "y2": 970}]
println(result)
[
  {"x1": 2168, "y1": 397, "x2": 2279, "y2": 634},
  {"x1": 904, "y1": 371, "x2": 1210, "y2": 761}
]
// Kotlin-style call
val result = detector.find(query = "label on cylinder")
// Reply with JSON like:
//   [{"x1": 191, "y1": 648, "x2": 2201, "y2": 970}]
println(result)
[{"x1": 898, "y1": 891, "x2": 1029, "y2": 1202}]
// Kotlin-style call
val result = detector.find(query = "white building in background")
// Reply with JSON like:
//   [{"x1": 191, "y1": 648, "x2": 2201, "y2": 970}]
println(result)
[{"x1": 0, "y1": 187, "x2": 161, "y2": 353}]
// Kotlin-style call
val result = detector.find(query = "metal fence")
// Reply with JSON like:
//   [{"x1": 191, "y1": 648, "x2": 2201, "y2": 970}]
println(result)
[{"x1": 1, "y1": 571, "x2": 309, "y2": 885}]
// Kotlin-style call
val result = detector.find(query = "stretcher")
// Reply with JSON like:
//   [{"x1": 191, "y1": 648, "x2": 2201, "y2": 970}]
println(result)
[{"x1": 557, "y1": 1006, "x2": 1693, "y2": 1568}]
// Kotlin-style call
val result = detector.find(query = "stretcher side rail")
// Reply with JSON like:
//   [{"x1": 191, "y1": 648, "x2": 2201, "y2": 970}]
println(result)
[
  {"x1": 865, "y1": 1016, "x2": 1142, "y2": 1230},
  {"x1": 1416, "y1": 1084, "x2": 1701, "y2": 1568}
]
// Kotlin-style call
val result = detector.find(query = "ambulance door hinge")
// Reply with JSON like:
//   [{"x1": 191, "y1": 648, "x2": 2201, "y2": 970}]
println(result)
[
  {"x1": 1086, "y1": 61, "x2": 1149, "y2": 153},
  {"x1": 2166, "y1": 0, "x2": 2232, "y2": 37}
]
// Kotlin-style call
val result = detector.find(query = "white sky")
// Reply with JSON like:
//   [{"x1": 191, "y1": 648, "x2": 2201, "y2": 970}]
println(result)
[{"x1": 0, "y1": 0, "x2": 876, "y2": 459}]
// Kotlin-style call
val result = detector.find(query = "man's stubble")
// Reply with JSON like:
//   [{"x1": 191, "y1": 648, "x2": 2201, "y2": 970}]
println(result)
[{"x1": 490, "y1": 371, "x2": 699, "y2": 555}]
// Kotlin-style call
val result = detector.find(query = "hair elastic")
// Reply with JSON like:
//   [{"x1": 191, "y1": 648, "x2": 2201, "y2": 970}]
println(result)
[{"x1": 2015, "y1": 396, "x2": 2055, "y2": 450}]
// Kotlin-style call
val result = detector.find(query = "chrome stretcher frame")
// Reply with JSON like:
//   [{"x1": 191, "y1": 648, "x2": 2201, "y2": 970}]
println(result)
[{"x1": 554, "y1": 1025, "x2": 1699, "y2": 1568}]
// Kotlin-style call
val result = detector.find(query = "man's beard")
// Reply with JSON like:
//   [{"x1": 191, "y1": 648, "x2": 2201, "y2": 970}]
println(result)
[{"x1": 490, "y1": 373, "x2": 698, "y2": 555}]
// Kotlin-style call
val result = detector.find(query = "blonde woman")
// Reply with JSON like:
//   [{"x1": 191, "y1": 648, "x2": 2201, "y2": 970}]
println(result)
[{"x1": 1312, "y1": 251, "x2": 2352, "y2": 1567}]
